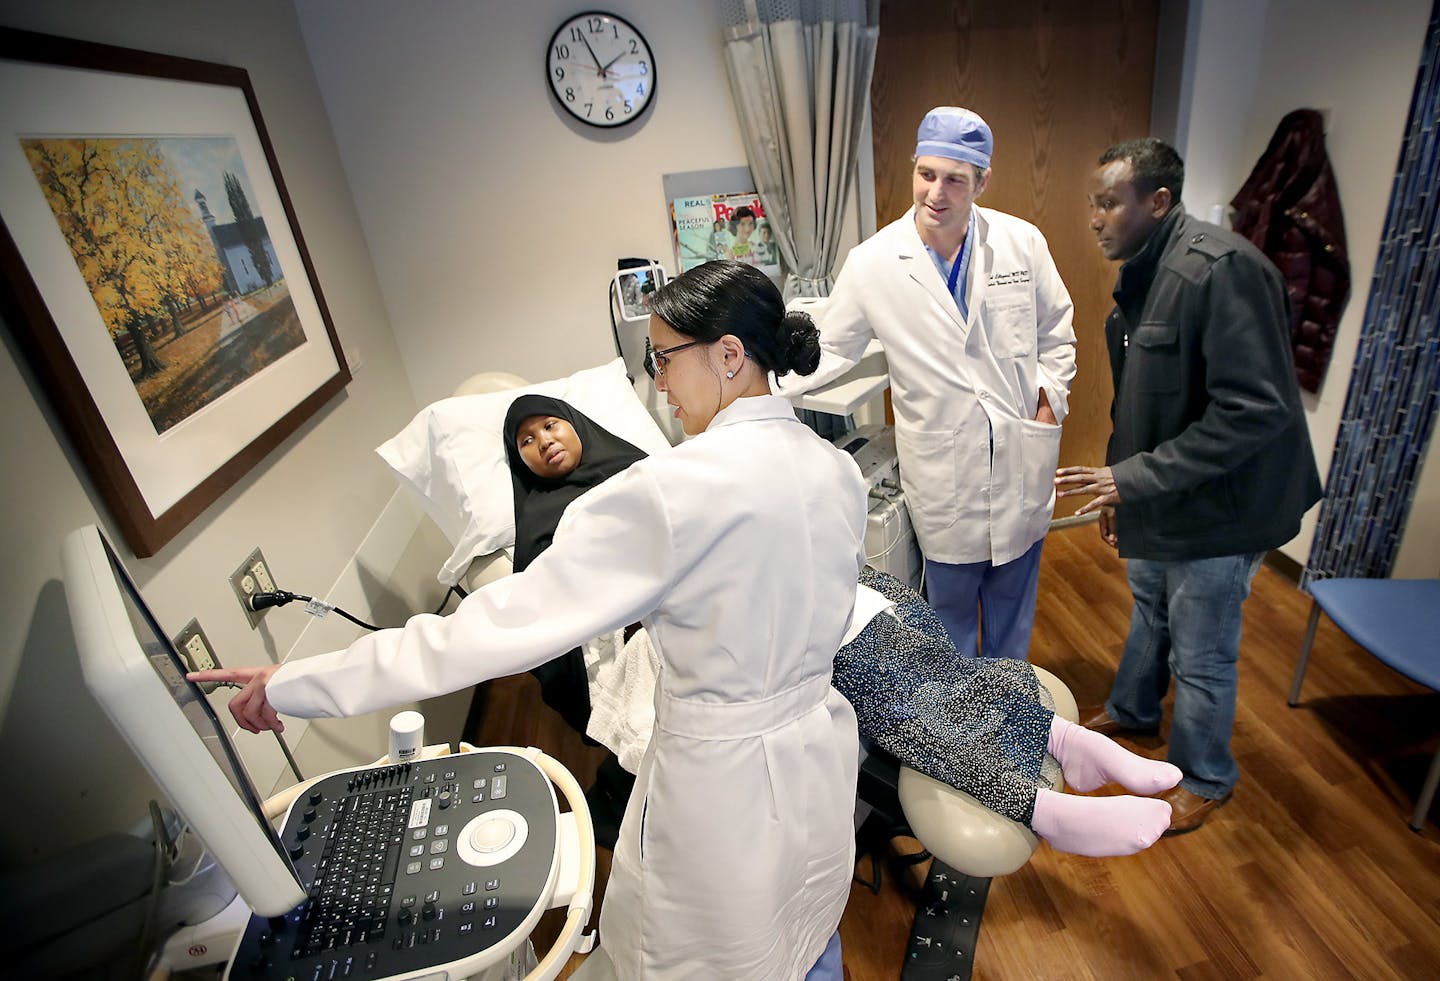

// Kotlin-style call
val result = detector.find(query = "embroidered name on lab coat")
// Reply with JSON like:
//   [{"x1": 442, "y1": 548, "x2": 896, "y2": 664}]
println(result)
[{"x1": 989, "y1": 269, "x2": 1031, "y2": 287}]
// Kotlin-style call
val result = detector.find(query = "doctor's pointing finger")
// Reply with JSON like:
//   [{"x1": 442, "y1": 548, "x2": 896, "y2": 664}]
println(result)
[{"x1": 187, "y1": 664, "x2": 284, "y2": 733}]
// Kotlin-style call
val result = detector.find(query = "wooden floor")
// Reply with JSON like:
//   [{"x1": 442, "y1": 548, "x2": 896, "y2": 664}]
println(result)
[{"x1": 468, "y1": 524, "x2": 1440, "y2": 979}]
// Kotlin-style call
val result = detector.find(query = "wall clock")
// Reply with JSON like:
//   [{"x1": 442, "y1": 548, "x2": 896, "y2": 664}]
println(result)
[{"x1": 545, "y1": 11, "x2": 656, "y2": 128}]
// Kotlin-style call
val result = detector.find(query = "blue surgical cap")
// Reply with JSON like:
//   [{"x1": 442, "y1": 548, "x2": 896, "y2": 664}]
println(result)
[{"x1": 915, "y1": 107, "x2": 993, "y2": 170}]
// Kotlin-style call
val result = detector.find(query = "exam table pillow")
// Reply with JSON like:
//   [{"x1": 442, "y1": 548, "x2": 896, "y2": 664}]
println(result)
[
  {"x1": 450, "y1": 370, "x2": 531, "y2": 592},
  {"x1": 376, "y1": 357, "x2": 671, "y2": 585},
  {"x1": 897, "y1": 664, "x2": 1079, "y2": 878}
]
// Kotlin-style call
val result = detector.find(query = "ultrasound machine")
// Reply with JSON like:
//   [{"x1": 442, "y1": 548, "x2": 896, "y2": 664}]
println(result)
[
  {"x1": 62, "y1": 525, "x2": 596, "y2": 980},
  {"x1": 832, "y1": 424, "x2": 923, "y2": 592}
]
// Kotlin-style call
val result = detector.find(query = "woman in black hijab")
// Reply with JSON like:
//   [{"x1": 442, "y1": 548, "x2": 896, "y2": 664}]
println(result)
[
  {"x1": 503, "y1": 394, "x2": 648, "y2": 729},
  {"x1": 504, "y1": 394, "x2": 650, "y2": 574},
  {"x1": 502, "y1": 393, "x2": 648, "y2": 847}
]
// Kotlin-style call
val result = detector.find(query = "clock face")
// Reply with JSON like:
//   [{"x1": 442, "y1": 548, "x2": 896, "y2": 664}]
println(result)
[{"x1": 546, "y1": 12, "x2": 656, "y2": 128}]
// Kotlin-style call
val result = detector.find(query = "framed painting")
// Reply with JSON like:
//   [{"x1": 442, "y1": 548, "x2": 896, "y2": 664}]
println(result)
[{"x1": 0, "y1": 28, "x2": 349, "y2": 556}]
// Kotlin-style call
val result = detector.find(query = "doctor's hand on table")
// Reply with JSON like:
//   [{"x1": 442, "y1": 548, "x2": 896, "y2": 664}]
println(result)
[{"x1": 187, "y1": 665, "x2": 285, "y2": 733}]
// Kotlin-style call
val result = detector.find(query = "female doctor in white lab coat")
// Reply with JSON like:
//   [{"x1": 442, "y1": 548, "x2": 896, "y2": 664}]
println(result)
[{"x1": 193, "y1": 260, "x2": 870, "y2": 981}]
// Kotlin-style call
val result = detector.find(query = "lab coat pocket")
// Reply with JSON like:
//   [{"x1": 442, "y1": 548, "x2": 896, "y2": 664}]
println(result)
[
  {"x1": 1018, "y1": 417, "x2": 1063, "y2": 514},
  {"x1": 895, "y1": 426, "x2": 984, "y2": 531},
  {"x1": 1130, "y1": 321, "x2": 1180, "y2": 393},
  {"x1": 985, "y1": 294, "x2": 1036, "y2": 358}
]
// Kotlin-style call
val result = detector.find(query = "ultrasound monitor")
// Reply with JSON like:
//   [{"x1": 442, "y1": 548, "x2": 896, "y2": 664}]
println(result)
[
  {"x1": 62, "y1": 524, "x2": 305, "y2": 917},
  {"x1": 63, "y1": 525, "x2": 591, "y2": 981}
]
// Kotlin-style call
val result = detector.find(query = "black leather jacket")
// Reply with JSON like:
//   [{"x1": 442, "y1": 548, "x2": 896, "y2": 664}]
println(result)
[{"x1": 1104, "y1": 208, "x2": 1323, "y2": 561}]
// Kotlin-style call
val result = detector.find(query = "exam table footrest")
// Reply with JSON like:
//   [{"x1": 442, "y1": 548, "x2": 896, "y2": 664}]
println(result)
[{"x1": 899, "y1": 860, "x2": 989, "y2": 981}]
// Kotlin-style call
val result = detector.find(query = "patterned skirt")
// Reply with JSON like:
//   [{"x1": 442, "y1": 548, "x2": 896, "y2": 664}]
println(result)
[{"x1": 834, "y1": 567, "x2": 1058, "y2": 826}]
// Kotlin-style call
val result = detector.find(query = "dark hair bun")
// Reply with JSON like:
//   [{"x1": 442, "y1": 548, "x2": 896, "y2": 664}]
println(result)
[{"x1": 777, "y1": 309, "x2": 822, "y2": 376}]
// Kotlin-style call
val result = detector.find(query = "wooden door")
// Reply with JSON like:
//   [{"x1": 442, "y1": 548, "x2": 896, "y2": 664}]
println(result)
[{"x1": 872, "y1": 0, "x2": 1159, "y2": 518}]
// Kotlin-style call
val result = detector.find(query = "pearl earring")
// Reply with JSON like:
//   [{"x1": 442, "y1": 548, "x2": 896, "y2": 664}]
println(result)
[{"x1": 726, "y1": 370, "x2": 735, "y2": 379}]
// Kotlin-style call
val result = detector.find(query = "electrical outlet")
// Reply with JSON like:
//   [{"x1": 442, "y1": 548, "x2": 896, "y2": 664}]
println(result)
[
  {"x1": 251, "y1": 557, "x2": 275, "y2": 593},
  {"x1": 230, "y1": 547, "x2": 276, "y2": 628},
  {"x1": 172, "y1": 618, "x2": 219, "y2": 693}
]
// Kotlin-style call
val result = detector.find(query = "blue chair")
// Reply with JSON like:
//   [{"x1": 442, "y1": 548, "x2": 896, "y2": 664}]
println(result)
[{"x1": 1288, "y1": 577, "x2": 1440, "y2": 831}]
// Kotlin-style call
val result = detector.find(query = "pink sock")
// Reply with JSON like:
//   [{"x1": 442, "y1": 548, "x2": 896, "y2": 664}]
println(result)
[
  {"x1": 1030, "y1": 789, "x2": 1172, "y2": 857},
  {"x1": 1048, "y1": 716, "x2": 1182, "y2": 793}
]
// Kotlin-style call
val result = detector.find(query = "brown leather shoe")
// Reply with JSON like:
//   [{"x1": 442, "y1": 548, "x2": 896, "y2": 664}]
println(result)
[
  {"x1": 1077, "y1": 703, "x2": 1159, "y2": 737},
  {"x1": 1160, "y1": 785, "x2": 1232, "y2": 836}
]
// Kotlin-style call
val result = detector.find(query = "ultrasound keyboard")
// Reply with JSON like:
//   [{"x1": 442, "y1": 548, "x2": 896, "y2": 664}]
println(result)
[{"x1": 225, "y1": 749, "x2": 560, "y2": 980}]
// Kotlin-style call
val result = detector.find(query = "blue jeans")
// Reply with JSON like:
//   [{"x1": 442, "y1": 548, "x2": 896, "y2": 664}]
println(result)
[
  {"x1": 1106, "y1": 552, "x2": 1263, "y2": 799},
  {"x1": 925, "y1": 538, "x2": 1044, "y2": 660}
]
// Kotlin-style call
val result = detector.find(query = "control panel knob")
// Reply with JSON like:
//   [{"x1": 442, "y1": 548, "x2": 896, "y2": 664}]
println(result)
[
  {"x1": 288, "y1": 843, "x2": 304, "y2": 860},
  {"x1": 397, "y1": 908, "x2": 413, "y2": 926},
  {"x1": 422, "y1": 903, "x2": 437, "y2": 921},
  {"x1": 308, "y1": 790, "x2": 323, "y2": 806},
  {"x1": 302, "y1": 808, "x2": 317, "y2": 823},
  {"x1": 438, "y1": 790, "x2": 452, "y2": 809}
]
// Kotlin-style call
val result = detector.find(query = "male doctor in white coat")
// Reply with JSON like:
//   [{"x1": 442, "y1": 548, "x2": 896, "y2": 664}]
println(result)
[{"x1": 784, "y1": 106, "x2": 1076, "y2": 660}]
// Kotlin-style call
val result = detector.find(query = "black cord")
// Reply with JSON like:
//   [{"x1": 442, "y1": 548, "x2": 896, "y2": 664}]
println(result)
[
  {"x1": 249, "y1": 589, "x2": 382, "y2": 632},
  {"x1": 432, "y1": 583, "x2": 466, "y2": 616},
  {"x1": 251, "y1": 584, "x2": 467, "y2": 631},
  {"x1": 331, "y1": 606, "x2": 383, "y2": 632}
]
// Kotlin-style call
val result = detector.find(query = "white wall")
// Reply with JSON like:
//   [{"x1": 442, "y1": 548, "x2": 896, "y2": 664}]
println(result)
[
  {"x1": 1171, "y1": 0, "x2": 1268, "y2": 223},
  {"x1": 293, "y1": 0, "x2": 867, "y2": 408},
  {"x1": 1175, "y1": 0, "x2": 1436, "y2": 574},
  {"x1": 0, "y1": 0, "x2": 456, "y2": 867}
]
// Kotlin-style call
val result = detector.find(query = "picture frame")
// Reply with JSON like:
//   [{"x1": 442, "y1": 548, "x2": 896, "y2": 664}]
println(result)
[{"x1": 0, "y1": 28, "x2": 350, "y2": 557}]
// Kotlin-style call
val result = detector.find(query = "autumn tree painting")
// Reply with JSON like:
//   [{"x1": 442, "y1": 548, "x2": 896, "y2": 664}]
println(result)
[{"x1": 22, "y1": 137, "x2": 304, "y2": 433}]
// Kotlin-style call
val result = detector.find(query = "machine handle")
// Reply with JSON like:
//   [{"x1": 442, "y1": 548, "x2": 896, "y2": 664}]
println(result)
[{"x1": 526, "y1": 750, "x2": 597, "y2": 981}]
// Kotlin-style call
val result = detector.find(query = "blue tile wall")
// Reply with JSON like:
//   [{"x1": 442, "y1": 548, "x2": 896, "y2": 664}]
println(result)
[{"x1": 1304, "y1": 1, "x2": 1440, "y2": 584}]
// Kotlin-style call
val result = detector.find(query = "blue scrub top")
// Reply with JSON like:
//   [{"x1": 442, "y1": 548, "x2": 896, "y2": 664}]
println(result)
[{"x1": 925, "y1": 208, "x2": 977, "y2": 319}]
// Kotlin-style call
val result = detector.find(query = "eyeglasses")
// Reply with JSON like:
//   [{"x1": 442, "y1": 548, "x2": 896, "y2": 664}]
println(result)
[{"x1": 644, "y1": 336, "x2": 707, "y2": 379}]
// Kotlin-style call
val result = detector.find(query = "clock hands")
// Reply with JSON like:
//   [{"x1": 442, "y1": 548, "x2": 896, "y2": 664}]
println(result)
[
  {"x1": 600, "y1": 47, "x2": 628, "y2": 73},
  {"x1": 579, "y1": 32, "x2": 604, "y2": 74}
]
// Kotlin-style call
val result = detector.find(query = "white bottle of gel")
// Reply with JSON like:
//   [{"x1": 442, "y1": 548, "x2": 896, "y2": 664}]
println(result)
[{"x1": 388, "y1": 710, "x2": 425, "y2": 764}]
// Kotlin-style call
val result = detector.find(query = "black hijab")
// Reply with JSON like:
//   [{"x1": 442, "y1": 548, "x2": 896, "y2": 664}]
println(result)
[{"x1": 503, "y1": 394, "x2": 650, "y2": 572}]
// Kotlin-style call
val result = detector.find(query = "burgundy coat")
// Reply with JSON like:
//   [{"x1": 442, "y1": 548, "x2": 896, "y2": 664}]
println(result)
[{"x1": 1230, "y1": 108, "x2": 1350, "y2": 393}]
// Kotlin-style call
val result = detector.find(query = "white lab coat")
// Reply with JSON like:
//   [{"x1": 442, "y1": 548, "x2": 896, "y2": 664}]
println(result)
[
  {"x1": 783, "y1": 206, "x2": 1076, "y2": 565},
  {"x1": 267, "y1": 394, "x2": 868, "y2": 981}
]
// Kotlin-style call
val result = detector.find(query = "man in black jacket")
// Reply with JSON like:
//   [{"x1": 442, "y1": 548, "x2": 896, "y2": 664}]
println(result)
[{"x1": 1055, "y1": 138, "x2": 1322, "y2": 834}]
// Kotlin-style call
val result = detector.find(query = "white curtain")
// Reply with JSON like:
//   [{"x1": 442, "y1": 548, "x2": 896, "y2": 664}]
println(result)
[{"x1": 719, "y1": 0, "x2": 880, "y2": 300}]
